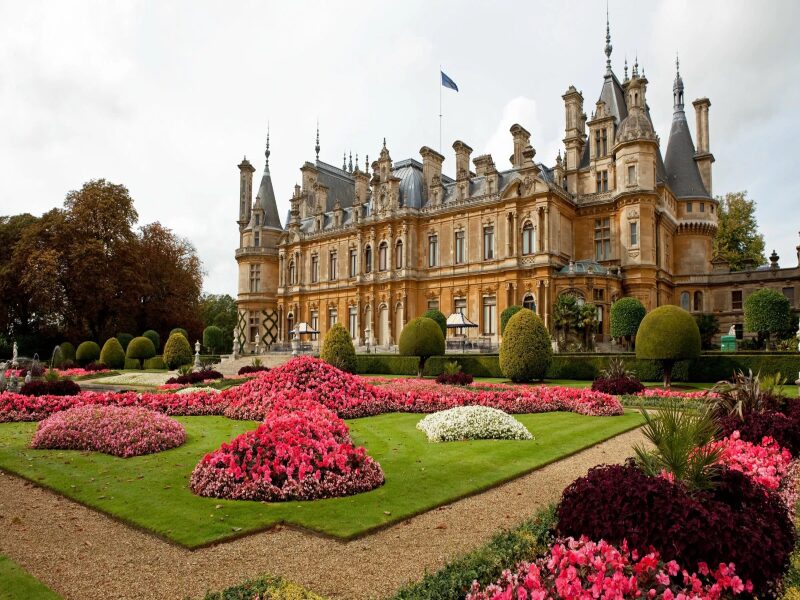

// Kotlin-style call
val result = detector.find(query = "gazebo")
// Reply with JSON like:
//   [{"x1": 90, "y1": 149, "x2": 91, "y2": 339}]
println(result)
[{"x1": 446, "y1": 313, "x2": 478, "y2": 352}]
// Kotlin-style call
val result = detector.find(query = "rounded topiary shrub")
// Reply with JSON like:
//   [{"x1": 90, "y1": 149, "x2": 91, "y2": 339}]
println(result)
[
  {"x1": 320, "y1": 323, "x2": 356, "y2": 373},
  {"x1": 170, "y1": 328, "x2": 189, "y2": 340},
  {"x1": 399, "y1": 317, "x2": 445, "y2": 377},
  {"x1": 744, "y1": 287, "x2": 792, "y2": 344},
  {"x1": 75, "y1": 341, "x2": 100, "y2": 367},
  {"x1": 610, "y1": 297, "x2": 646, "y2": 347},
  {"x1": 57, "y1": 342, "x2": 76, "y2": 367},
  {"x1": 500, "y1": 309, "x2": 552, "y2": 382},
  {"x1": 636, "y1": 305, "x2": 700, "y2": 388},
  {"x1": 202, "y1": 325, "x2": 223, "y2": 355},
  {"x1": 163, "y1": 332, "x2": 193, "y2": 370},
  {"x1": 116, "y1": 333, "x2": 134, "y2": 352},
  {"x1": 142, "y1": 329, "x2": 160, "y2": 352},
  {"x1": 500, "y1": 305, "x2": 523, "y2": 335},
  {"x1": 421, "y1": 309, "x2": 447, "y2": 338},
  {"x1": 125, "y1": 336, "x2": 156, "y2": 369},
  {"x1": 99, "y1": 338, "x2": 126, "y2": 370}
]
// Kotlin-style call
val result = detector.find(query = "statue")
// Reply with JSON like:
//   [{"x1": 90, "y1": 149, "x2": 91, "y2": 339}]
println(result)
[
  {"x1": 11, "y1": 342, "x2": 18, "y2": 368},
  {"x1": 728, "y1": 324, "x2": 736, "y2": 337},
  {"x1": 193, "y1": 340, "x2": 202, "y2": 372}
]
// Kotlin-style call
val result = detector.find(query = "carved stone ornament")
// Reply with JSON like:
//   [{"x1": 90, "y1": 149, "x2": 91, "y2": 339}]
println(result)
[{"x1": 627, "y1": 207, "x2": 640, "y2": 220}]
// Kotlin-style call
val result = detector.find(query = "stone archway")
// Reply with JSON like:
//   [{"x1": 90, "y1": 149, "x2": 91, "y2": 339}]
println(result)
[
  {"x1": 379, "y1": 304, "x2": 390, "y2": 346},
  {"x1": 394, "y1": 302, "x2": 404, "y2": 343}
]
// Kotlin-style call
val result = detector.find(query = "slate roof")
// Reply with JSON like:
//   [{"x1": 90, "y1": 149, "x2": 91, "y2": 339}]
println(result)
[
  {"x1": 664, "y1": 109, "x2": 711, "y2": 199},
  {"x1": 254, "y1": 163, "x2": 283, "y2": 230}
]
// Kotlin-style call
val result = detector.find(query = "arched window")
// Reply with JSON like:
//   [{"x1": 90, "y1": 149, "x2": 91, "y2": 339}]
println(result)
[
  {"x1": 693, "y1": 291, "x2": 703, "y2": 312},
  {"x1": 680, "y1": 291, "x2": 690, "y2": 311},
  {"x1": 523, "y1": 293, "x2": 536, "y2": 312},
  {"x1": 364, "y1": 245, "x2": 372, "y2": 273},
  {"x1": 395, "y1": 240, "x2": 403, "y2": 269},
  {"x1": 522, "y1": 222, "x2": 535, "y2": 255},
  {"x1": 288, "y1": 260, "x2": 296, "y2": 285},
  {"x1": 287, "y1": 314, "x2": 295, "y2": 341},
  {"x1": 379, "y1": 241, "x2": 388, "y2": 271}
]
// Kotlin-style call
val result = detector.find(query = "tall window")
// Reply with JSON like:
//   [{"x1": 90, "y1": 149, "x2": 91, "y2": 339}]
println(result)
[
  {"x1": 254, "y1": 231, "x2": 260, "y2": 247},
  {"x1": 693, "y1": 291, "x2": 703, "y2": 312},
  {"x1": 255, "y1": 214, "x2": 260, "y2": 226},
  {"x1": 379, "y1": 242, "x2": 388, "y2": 271},
  {"x1": 288, "y1": 260, "x2": 296, "y2": 285},
  {"x1": 329, "y1": 251, "x2": 337, "y2": 280},
  {"x1": 395, "y1": 240, "x2": 403, "y2": 269},
  {"x1": 249, "y1": 311, "x2": 260, "y2": 343},
  {"x1": 630, "y1": 221, "x2": 638, "y2": 246},
  {"x1": 349, "y1": 249, "x2": 357, "y2": 277},
  {"x1": 482, "y1": 296, "x2": 496, "y2": 335},
  {"x1": 731, "y1": 290, "x2": 743, "y2": 311},
  {"x1": 249, "y1": 264, "x2": 261, "y2": 292},
  {"x1": 680, "y1": 291, "x2": 690, "y2": 311},
  {"x1": 328, "y1": 308, "x2": 338, "y2": 327},
  {"x1": 428, "y1": 234, "x2": 438, "y2": 267},
  {"x1": 454, "y1": 230, "x2": 465, "y2": 264},
  {"x1": 311, "y1": 254, "x2": 319, "y2": 283},
  {"x1": 687, "y1": 202, "x2": 693, "y2": 213},
  {"x1": 310, "y1": 311, "x2": 319, "y2": 341},
  {"x1": 700, "y1": 202, "x2": 705, "y2": 213},
  {"x1": 522, "y1": 222, "x2": 535, "y2": 255},
  {"x1": 595, "y1": 128, "x2": 608, "y2": 157},
  {"x1": 483, "y1": 226, "x2": 494, "y2": 260},
  {"x1": 594, "y1": 217, "x2": 611, "y2": 260},
  {"x1": 364, "y1": 245, "x2": 372, "y2": 273},
  {"x1": 595, "y1": 170, "x2": 608, "y2": 192},
  {"x1": 349, "y1": 307, "x2": 358, "y2": 339},
  {"x1": 627, "y1": 164, "x2": 636, "y2": 185}
]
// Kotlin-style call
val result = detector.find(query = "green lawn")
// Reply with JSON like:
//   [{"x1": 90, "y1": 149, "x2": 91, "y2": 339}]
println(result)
[
  {"x1": 0, "y1": 555, "x2": 62, "y2": 600},
  {"x1": 0, "y1": 411, "x2": 643, "y2": 547}
]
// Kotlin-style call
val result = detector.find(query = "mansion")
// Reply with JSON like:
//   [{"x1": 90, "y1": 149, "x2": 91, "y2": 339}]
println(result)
[{"x1": 234, "y1": 29, "x2": 799, "y2": 353}]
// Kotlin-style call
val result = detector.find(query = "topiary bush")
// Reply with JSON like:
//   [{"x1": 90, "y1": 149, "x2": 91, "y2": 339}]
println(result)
[
  {"x1": 125, "y1": 336, "x2": 156, "y2": 369},
  {"x1": 75, "y1": 341, "x2": 100, "y2": 366},
  {"x1": 202, "y1": 325, "x2": 223, "y2": 354},
  {"x1": 124, "y1": 358, "x2": 140, "y2": 370},
  {"x1": 57, "y1": 342, "x2": 76, "y2": 367},
  {"x1": 636, "y1": 305, "x2": 700, "y2": 388},
  {"x1": 162, "y1": 331, "x2": 193, "y2": 370},
  {"x1": 609, "y1": 297, "x2": 646, "y2": 348},
  {"x1": 422, "y1": 309, "x2": 447, "y2": 338},
  {"x1": 170, "y1": 328, "x2": 188, "y2": 340},
  {"x1": 320, "y1": 323, "x2": 356, "y2": 373},
  {"x1": 116, "y1": 333, "x2": 134, "y2": 352},
  {"x1": 744, "y1": 288, "x2": 792, "y2": 347},
  {"x1": 499, "y1": 309, "x2": 552, "y2": 383},
  {"x1": 500, "y1": 305, "x2": 522, "y2": 335},
  {"x1": 99, "y1": 338, "x2": 126, "y2": 370},
  {"x1": 399, "y1": 317, "x2": 445, "y2": 377},
  {"x1": 143, "y1": 356, "x2": 167, "y2": 370},
  {"x1": 142, "y1": 329, "x2": 160, "y2": 352}
]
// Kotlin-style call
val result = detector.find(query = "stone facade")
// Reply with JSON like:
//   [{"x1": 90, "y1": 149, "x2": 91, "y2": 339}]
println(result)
[{"x1": 234, "y1": 34, "x2": 799, "y2": 353}]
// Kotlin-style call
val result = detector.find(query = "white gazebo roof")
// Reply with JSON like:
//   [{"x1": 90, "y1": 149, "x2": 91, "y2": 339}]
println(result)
[{"x1": 446, "y1": 313, "x2": 478, "y2": 328}]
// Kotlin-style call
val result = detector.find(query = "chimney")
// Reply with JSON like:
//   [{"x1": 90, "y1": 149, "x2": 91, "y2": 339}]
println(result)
[
  {"x1": 420, "y1": 146, "x2": 445, "y2": 199},
  {"x1": 237, "y1": 157, "x2": 255, "y2": 228},
  {"x1": 452, "y1": 140, "x2": 473, "y2": 180},
  {"x1": 509, "y1": 124, "x2": 531, "y2": 168},
  {"x1": 473, "y1": 154, "x2": 496, "y2": 177},
  {"x1": 692, "y1": 98, "x2": 714, "y2": 195}
]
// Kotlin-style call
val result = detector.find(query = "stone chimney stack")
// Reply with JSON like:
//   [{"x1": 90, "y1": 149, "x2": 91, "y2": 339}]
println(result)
[
  {"x1": 237, "y1": 157, "x2": 255, "y2": 230},
  {"x1": 452, "y1": 140, "x2": 473, "y2": 180},
  {"x1": 692, "y1": 98, "x2": 714, "y2": 195},
  {"x1": 473, "y1": 154, "x2": 496, "y2": 177},
  {"x1": 420, "y1": 146, "x2": 445, "y2": 201},
  {"x1": 509, "y1": 124, "x2": 531, "y2": 168}
]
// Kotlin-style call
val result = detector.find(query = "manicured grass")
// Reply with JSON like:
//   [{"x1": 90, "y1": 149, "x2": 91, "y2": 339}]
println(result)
[
  {"x1": 0, "y1": 411, "x2": 643, "y2": 547},
  {"x1": 0, "y1": 555, "x2": 62, "y2": 600}
]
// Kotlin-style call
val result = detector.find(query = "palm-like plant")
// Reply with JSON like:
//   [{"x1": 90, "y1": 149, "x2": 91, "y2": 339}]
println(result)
[
  {"x1": 600, "y1": 357, "x2": 634, "y2": 380},
  {"x1": 554, "y1": 294, "x2": 580, "y2": 346},
  {"x1": 634, "y1": 403, "x2": 723, "y2": 493},
  {"x1": 709, "y1": 369, "x2": 773, "y2": 419}
]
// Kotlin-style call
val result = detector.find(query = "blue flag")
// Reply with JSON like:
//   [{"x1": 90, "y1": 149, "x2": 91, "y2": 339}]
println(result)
[{"x1": 441, "y1": 70, "x2": 459, "y2": 92}]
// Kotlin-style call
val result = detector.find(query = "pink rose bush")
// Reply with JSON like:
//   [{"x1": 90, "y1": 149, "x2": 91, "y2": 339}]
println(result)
[
  {"x1": 31, "y1": 405, "x2": 186, "y2": 457},
  {"x1": 467, "y1": 537, "x2": 752, "y2": 600},
  {"x1": 190, "y1": 397, "x2": 384, "y2": 501}
]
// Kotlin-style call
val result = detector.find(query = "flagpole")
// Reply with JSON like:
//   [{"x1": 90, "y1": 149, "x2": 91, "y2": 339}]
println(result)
[{"x1": 439, "y1": 65, "x2": 442, "y2": 154}]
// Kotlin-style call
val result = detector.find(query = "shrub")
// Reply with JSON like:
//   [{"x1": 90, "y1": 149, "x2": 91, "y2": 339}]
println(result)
[
  {"x1": 695, "y1": 313, "x2": 720, "y2": 350},
  {"x1": 423, "y1": 355, "x2": 503, "y2": 378},
  {"x1": 436, "y1": 363, "x2": 473, "y2": 386},
  {"x1": 83, "y1": 361, "x2": 107, "y2": 372},
  {"x1": 57, "y1": 342, "x2": 76, "y2": 367},
  {"x1": 710, "y1": 369, "x2": 781, "y2": 419},
  {"x1": 202, "y1": 325, "x2": 222, "y2": 354},
  {"x1": 744, "y1": 288, "x2": 792, "y2": 346},
  {"x1": 356, "y1": 354, "x2": 420, "y2": 376},
  {"x1": 320, "y1": 323, "x2": 356, "y2": 373},
  {"x1": 162, "y1": 332, "x2": 193, "y2": 370},
  {"x1": 499, "y1": 309, "x2": 552, "y2": 383},
  {"x1": 20, "y1": 379, "x2": 81, "y2": 397},
  {"x1": 399, "y1": 317, "x2": 445, "y2": 376},
  {"x1": 165, "y1": 369, "x2": 223, "y2": 385},
  {"x1": 115, "y1": 333, "x2": 133, "y2": 352},
  {"x1": 591, "y1": 376, "x2": 644, "y2": 395},
  {"x1": 169, "y1": 328, "x2": 188, "y2": 340},
  {"x1": 556, "y1": 462, "x2": 794, "y2": 595},
  {"x1": 143, "y1": 356, "x2": 167, "y2": 370},
  {"x1": 416, "y1": 406, "x2": 533, "y2": 442},
  {"x1": 125, "y1": 336, "x2": 156, "y2": 368},
  {"x1": 636, "y1": 305, "x2": 701, "y2": 387},
  {"x1": 124, "y1": 358, "x2": 140, "y2": 370},
  {"x1": 99, "y1": 338, "x2": 126, "y2": 370},
  {"x1": 75, "y1": 341, "x2": 100, "y2": 366},
  {"x1": 609, "y1": 297, "x2": 646, "y2": 347},
  {"x1": 422, "y1": 309, "x2": 447, "y2": 338},
  {"x1": 237, "y1": 365, "x2": 270, "y2": 376},
  {"x1": 142, "y1": 329, "x2": 160, "y2": 352},
  {"x1": 201, "y1": 575, "x2": 325, "y2": 600},
  {"x1": 500, "y1": 305, "x2": 522, "y2": 335}
]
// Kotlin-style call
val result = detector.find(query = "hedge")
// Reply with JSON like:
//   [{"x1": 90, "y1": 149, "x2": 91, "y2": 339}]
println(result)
[
  {"x1": 201, "y1": 575, "x2": 324, "y2": 600},
  {"x1": 355, "y1": 354, "x2": 419, "y2": 376},
  {"x1": 423, "y1": 355, "x2": 504, "y2": 378},
  {"x1": 143, "y1": 356, "x2": 167, "y2": 370},
  {"x1": 124, "y1": 358, "x2": 141, "y2": 370}
]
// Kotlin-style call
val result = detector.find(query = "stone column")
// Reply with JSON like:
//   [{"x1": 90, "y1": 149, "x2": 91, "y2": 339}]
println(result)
[
  {"x1": 543, "y1": 206, "x2": 550, "y2": 254},
  {"x1": 543, "y1": 280, "x2": 551, "y2": 330}
]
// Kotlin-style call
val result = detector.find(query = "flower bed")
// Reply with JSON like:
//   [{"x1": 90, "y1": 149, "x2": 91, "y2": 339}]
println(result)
[
  {"x1": 416, "y1": 406, "x2": 533, "y2": 442},
  {"x1": 31, "y1": 405, "x2": 186, "y2": 457},
  {"x1": 57, "y1": 367, "x2": 110, "y2": 378},
  {"x1": 19, "y1": 379, "x2": 81, "y2": 397},
  {"x1": 467, "y1": 536, "x2": 751, "y2": 600},
  {"x1": 165, "y1": 370, "x2": 223, "y2": 385},
  {"x1": 190, "y1": 399, "x2": 384, "y2": 501}
]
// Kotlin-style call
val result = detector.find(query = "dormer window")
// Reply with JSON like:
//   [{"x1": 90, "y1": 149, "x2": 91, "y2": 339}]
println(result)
[
  {"x1": 595, "y1": 128, "x2": 608, "y2": 157},
  {"x1": 255, "y1": 214, "x2": 260, "y2": 226},
  {"x1": 254, "y1": 231, "x2": 260, "y2": 247},
  {"x1": 627, "y1": 164, "x2": 636, "y2": 185},
  {"x1": 595, "y1": 170, "x2": 609, "y2": 193}
]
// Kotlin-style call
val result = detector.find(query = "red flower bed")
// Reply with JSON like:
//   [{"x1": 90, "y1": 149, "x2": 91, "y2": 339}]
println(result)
[{"x1": 190, "y1": 398, "x2": 384, "y2": 501}]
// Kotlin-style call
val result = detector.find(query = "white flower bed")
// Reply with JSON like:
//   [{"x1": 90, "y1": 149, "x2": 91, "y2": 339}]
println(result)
[
  {"x1": 416, "y1": 406, "x2": 533, "y2": 443},
  {"x1": 175, "y1": 386, "x2": 221, "y2": 395}
]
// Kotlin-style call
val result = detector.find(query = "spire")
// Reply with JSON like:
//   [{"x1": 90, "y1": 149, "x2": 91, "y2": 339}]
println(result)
[
  {"x1": 348, "y1": 151, "x2": 353, "y2": 172},
  {"x1": 633, "y1": 54, "x2": 639, "y2": 78},
  {"x1": 264, "y1": 123, "x2": 270, "y2": 171},
  {"x1": 365, "y1": 154, "x2": 369, "y2": 173},
  {"x1": 624, "y1": 57, "x2": 629, "y2": 82},
  {"x1": 343, "y1": 151, "x2": 347, "y2": 170},
  {"x1": 255, "y1": 127, "x2": 282, "y2": 229},
  {"x1": 315, "y1": 121, "x2": 320, "y2": 161},
  {"x1": 673, "y1": 52, "x2": 684, "y2": 112},
  {"x1": 354, "y1": 152, "x2": 359, "y2": 172},
  {"x1": 604, "y1": 2, "x2": 613, "y2": 74}
]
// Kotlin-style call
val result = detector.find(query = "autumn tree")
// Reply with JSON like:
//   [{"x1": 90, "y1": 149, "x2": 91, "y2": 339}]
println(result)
[{"x1": 713, "y1": 191, "x2": 766, "y2": 270}]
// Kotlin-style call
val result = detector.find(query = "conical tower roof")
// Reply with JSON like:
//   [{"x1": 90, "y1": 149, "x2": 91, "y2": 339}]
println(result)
[{"x1": 255, "y1": 129, "x2": 283, "y2": 229}]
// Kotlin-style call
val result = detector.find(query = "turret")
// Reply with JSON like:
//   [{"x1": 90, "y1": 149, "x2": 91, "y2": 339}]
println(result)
[
  {"x1": 237, "y1": 157, "x2": 255, "y2": 231},
  {"x1": 562, "y1": 86, "x2": 586, "y2": 193},
  {"x1": 693, "y1": 98, "x2": 714, "y2": 195}
]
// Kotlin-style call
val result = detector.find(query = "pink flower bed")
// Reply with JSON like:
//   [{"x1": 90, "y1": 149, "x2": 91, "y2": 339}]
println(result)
[
  {"x1": 190, "y1": 397, "x2": 384, "y2": 501},
  {"x1": 57, "y1": 367, "x2": 110, "y2": 378},
  {"x1": 31, "y1": 405, "x2": 186, "y2": 457},
  {"x1": 467, "y1": 537, "x2": 751, "y2": 600},
  {"x1": 635, "y1": 388, "x2": 719, "y2": 401}
]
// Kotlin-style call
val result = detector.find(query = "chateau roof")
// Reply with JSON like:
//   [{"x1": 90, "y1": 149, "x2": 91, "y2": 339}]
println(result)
[{"x1": 664, "y1": 109, "x2": 711, "y2": 199}]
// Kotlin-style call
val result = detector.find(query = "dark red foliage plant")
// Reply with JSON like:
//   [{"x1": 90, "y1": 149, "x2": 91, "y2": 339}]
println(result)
[
  {"x1": 20, "y1": 379, "x2": 82, "y2": 397},
  {"x1": 590, "y1": 376, "x2": 645, "y2": 395},
  {"x1": 237, "y1": 365, "x2": 270, "y2": 376},
  {"x1": 82, "y1": 362, "x2": 107, "y2": 372},
  {"x1": 165, "y1": 370, "x2": 223, "y2": 385},
  {"x1": 435, "y1": 371, "x2": 474, "y2": 386}
]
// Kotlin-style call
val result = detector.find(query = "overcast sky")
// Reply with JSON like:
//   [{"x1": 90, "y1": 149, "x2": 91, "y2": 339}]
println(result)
[{"x1": 2, "y1": 0, "x2": 798, "y2": 296}]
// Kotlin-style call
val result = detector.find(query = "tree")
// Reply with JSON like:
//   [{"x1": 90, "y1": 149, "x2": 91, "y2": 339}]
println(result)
[
  {"x1": 320, "y1": 323, "x2": 356, "y2": 373},
  {"x1": 500, "y1": 309, "x2": 553, "y2": 382},
  {"x1": 576, "y1": 303, "x2": 599, "y2": 351},
  {"x1": 75, "y1": 341, "x2": 101, "y2": 366},
  {"x1": 694, "y1": 314, "x2": 720, "y2": 350},
  {"x1": 99, "y1": 338, "x2": 126, "y2": 369},
  {"x1": 636, "y1": 305, "x2": 701, "y2": 388},
  {"x1": 162, "y1": 332, "x2": 193, "y2": 370},
  {"x1": 125, "y1": 336, "x2": 156, "y2": 369},
  {"x1": 713, "y1": 191, "x2": 766, "y2": 270},
  {"x1": 422, "y1": 309, "x2": 447, "y2": 338},
  {"x1": 554, "y1": 294, "x2": 581, "y2": 346},
  {"x1": 203, "y1": 325, "x2": 223, "y2": 355},
  {"x1": 199, "y1": 294, "x2": 238, "y2": 354},
  {"x1": 610, "y1": 298, "x2": 646, "y2": 349},
  {"x1": 744, "y1": 288, "x2": 791, "y2": 348},
  {"x1": 500, "y1": 305, "x2": 522, "y2": 335},
  {"x1": 399, "y1": 317, "x2": 445, "y2": 377},
  {"x1": 142, "y1": 330, "x2": 160, "y2": 352}
]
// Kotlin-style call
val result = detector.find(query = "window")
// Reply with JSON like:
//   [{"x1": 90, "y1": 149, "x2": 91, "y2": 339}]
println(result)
[
  {"x1": 329, "y1": 252, "x2": 337, "y2": 280},
  {"x1": 732, "y1": 290, "x2": 743, "y2": 311},
  {"x1": 734, "y1": 323, "x2": 743, "y2": 340},
  {"x1": 693, "y1": 291, "x2": 703, "y2": 312},
  {"x1": 428, "y1": 234, "x2": 438, "y2": 267},
  {"x1": 454, "y1": 297, "x2": 467, "y2": 335},
  {"x1": 454, "y1": 230, "x2": 465, "y2": 264},
  {"x1": 523, "y1": 294, "x2": 536, "y2": 312},
  {"x1": 395, "y1": 240, "x2": 403, "y2": 269},
  {"x1": 483, "y1": 226, "x2": 494, "y2": 260},
  {"x1": 700, "y1": 202, "x2": 705, "y2": 213},
  {"x1": 287, "y1": 314, "x2": 294, "y2": 340},
  {"x1": 310, "y1": 311, "x2": 318, "y2": 341},
  {"x1": 288, "y1": 260, "x2": 296, "y2": 285},
  {"x1": 310, "y1": 254, "x2": 319, "y2": 283},
  {"x1": 364, "y1": 246, "x2": 372, "y2": 273},
  {"x1": 482, "y1": 296, "x2": 496, "y2": 335},
  {"x1": 328, "y1": 308, "x2": 338, "y2": 327},
  {"x1": 248, "y1": 311, "x2": 260, "y2": 344},
  {"x1": 249, "y1": 264, "x2": 261, "y2": 292},
  {"x1": 379, "y1": 242, "x2": 388, "y2": 271},
  {"x1": 593, "y1": 289, "x2": 604, "y2": 302},
  {"x1": 254, "y1": 231, "x2": 260, "y2": 247},
  {"x1": 349, "y1": 249, "x2": 357, "y2": 277},
  {"x1": 428, "y1": 299, "x2": 440, "y2": 310},
  {"x1": 594, "y1": 217, "x2": 611, "y2": 260},
  {"x1": 630, "y1": 221, "x2": 638, "y2": 246},
  {"x1": 680, "y1": 291, "x2": 690, "y2": 310},
  {"x1": 255, "y1": 214, "x2": 260, "y2": 226},
  {"x1": 522, "y1": 222, "x2": 535, "y2": 255},
  {"x1": 349, "y1": 307, "x2": 358, "y2": 339},
  {"x1": 783, "y1": 287, "x2": 796, "y2": 307},
  {"x1": 595, "y1": 170, "x2": 608, "y2": 192},
  {"x1": 595, "y1": 128, "x2": 608, "y2": 156},
  {"x1": 687, "y1": 202, "x2": 693, "y2": 213},
  {"x1": 596, "y1": 305, "x2": 604, "y2": 330},
  {"x1": 627, "y1": 164, "x2": 636, "y2": 185}
]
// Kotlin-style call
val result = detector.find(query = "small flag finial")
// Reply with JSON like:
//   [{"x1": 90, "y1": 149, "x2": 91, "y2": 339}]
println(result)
[
  {"x1": 265, "y1": 122, "x2": 270, "y2": 168},
  {"x1": 604, "y1": 1, "x2": 612, "y2": 73}
]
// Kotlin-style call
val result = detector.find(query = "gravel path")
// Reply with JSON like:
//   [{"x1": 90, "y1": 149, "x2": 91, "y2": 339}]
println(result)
[{"x1": 0, "y1": 427, "x2": 646, "y2": 600}]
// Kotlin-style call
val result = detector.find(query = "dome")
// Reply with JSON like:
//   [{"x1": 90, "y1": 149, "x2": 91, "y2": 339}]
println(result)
[{"x1": 616, "y1": 107, "x2": 656, "y2": 143}]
